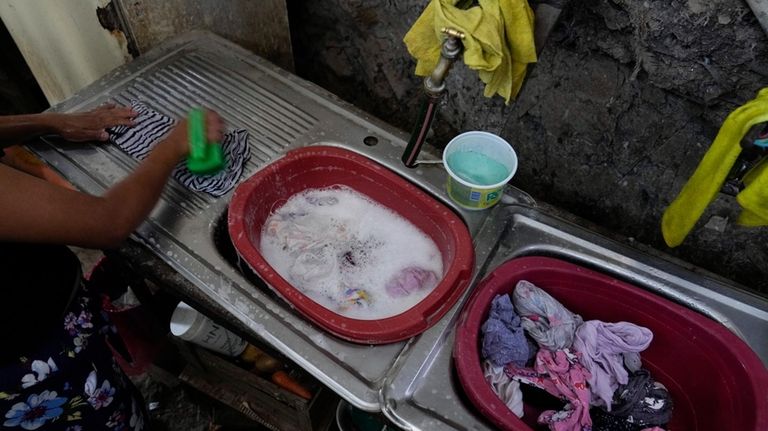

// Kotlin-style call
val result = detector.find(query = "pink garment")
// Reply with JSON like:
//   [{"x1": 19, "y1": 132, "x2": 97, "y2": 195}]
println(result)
[
  {"x1": 506, "y1": 349, "x2": 592, "y2": 431},
  {"x1": 385, "y1": 266, "x2": 438, "y2": 297}
]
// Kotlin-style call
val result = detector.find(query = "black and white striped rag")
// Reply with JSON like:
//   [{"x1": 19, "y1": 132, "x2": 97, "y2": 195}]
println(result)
[{"x1": 108, "y1": 101, "x2": 251, "y2": 197}]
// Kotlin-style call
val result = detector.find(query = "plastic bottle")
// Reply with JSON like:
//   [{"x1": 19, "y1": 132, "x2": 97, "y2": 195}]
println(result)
[{"x1": 186, "y1": 108, "x2": 225, "y2": 175}]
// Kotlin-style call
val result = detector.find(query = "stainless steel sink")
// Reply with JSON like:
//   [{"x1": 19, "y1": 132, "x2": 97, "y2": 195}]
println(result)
[
  {"x1": 29, "y1": 31, "x2": 768, "y2": 431},
  {"x1": 30, "y1": 31, "x2": 492, "y2": 412},
  {"x1": 382, "y1": 204, "x2": 768, "y2": 430}
]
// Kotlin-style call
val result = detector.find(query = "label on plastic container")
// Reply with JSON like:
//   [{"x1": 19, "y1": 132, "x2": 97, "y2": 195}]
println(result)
[{"x1": 194, "y1": 322, "x2": 247, "y2": 356}]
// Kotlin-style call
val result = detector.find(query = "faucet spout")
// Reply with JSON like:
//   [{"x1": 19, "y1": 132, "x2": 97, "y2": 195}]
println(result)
[
  {"x1": 402, "y1": 29, "x2": 464, "y2": 168},
  {"x1": 426, "y1": 28, "x2": 464, "y2": 91}
]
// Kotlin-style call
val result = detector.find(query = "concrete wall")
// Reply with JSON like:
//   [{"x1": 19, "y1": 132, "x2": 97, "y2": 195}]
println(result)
[
  {"x1": 0, "y1": 0, "x2": 294, "y2": 106},
  {"x1": 120, "y1": 0, "x2": 294, "y2": 72},
  {"x1": 0, "y1": 19, "x2": 48, "y2": 114},
  {"x1": 289, "y1": 0, "x2": 768, "y2": 295},
  {"x1": 0, "y1": 0, "x2": 131, "y2": 104}
]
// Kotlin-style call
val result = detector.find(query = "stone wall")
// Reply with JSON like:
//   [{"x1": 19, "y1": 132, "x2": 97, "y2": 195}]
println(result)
[
  {"x1": 289, "y1": 0, "x2": 768, "y2": 294},
  {"x1": 121, "y1": 0, "x2": 294, "y2": 71}
]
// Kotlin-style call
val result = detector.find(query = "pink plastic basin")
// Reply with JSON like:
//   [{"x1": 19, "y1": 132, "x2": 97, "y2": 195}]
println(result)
[
  {"x1": 454, "y1": 256, "x2": 768, "y2": 431},
  {"x1": 228, "y1": 146, "x2": 474, "y2": 344}
]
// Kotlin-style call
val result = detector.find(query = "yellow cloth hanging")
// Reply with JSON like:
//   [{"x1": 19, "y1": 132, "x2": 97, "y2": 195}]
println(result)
[
  {"x1": 403, "y1": 0, "x2": 537, "y2": 103},
  {"x1": 661, "y1": 88, "x2": 768, "y2": 247}
]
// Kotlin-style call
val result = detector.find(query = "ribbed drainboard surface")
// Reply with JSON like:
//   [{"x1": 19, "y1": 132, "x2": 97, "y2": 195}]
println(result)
[{"x1": 105, "y1": 52, "x2": 318, "y2": 216}]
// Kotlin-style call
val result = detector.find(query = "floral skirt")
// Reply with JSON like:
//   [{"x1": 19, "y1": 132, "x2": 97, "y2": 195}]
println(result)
[{"x1": 0, "y1": 280, "x2": 147, "y2": 430}]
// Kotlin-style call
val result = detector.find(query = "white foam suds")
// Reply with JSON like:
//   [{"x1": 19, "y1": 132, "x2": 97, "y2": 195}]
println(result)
[{"x1": 259, "y1": 186, "x2": 443, "y2": 320}]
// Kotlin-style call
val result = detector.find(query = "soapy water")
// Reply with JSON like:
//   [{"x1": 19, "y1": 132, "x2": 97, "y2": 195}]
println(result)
[
  {"x1": 447, "y1": 150, "x2": 510, "y2": 186},
  {"x1": 259, "y1": 186, "x2": 443, "y2": 320}
]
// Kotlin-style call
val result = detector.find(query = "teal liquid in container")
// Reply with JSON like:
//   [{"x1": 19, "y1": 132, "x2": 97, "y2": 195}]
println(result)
[{"x1": 446, "y1": 151, "x2": 510, "y2": 185}]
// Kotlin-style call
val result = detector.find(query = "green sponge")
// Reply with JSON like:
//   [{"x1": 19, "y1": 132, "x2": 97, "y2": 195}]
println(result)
[{"x1": 187, "y1": 108, "x2": 224, "y2": 175}]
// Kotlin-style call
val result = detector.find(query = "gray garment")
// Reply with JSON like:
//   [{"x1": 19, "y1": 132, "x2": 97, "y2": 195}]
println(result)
[
  {"x1": 109, "y1": 101, "x2": 251, "y2": 197},
  {"x1": 599, "y1": 369, "x2": 674, "y2": 428},
  {"x1": 512, "y1": 280, "x2": 583, "y2": 350},
  {"x1": 483, "y1": 360, "x2": 524, "y2": 418}
]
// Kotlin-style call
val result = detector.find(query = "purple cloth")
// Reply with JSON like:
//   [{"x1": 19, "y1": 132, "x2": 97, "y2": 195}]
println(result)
[
  {"x1": 481, "y1": 294, "x2": 531, "y2": 367},
  {"x1": 384, "y1": 267, "x2": 438, "y2": 297},
  {"x1": 506, "y1": 349, "x2": 593, "y2": 431},
  {"x1": 512, "y1": 281, "x2": 583, "y2": 351},
  {"x1": 572, "y1": 320, "x2": 653, "y2": 410}
]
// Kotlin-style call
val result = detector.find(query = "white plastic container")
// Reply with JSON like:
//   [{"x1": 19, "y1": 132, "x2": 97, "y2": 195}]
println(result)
[
  {"x1": 443, "y1": 131, "x2": 518, "y2": 210},
  {"x1": 170, "y1": 301, "x2": 247, "y2": 356}
]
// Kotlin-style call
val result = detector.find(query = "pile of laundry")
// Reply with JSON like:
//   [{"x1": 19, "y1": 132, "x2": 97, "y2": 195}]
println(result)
[{"x1": 481, "y1": 280, "x2": 673, "y2": 431}]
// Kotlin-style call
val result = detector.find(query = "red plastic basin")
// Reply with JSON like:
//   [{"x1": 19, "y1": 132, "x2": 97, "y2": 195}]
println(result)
[
  {"x1": 228, "y1": 146, "x2": 474, "y2": 344},
  {"x1": 454, "y1": 256, "x2": 768, "y2": 431}
]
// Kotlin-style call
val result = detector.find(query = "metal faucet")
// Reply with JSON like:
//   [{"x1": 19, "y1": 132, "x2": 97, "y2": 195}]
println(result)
[{"x1": 402, "y1": 28, "x2": 465, "y2": 167}]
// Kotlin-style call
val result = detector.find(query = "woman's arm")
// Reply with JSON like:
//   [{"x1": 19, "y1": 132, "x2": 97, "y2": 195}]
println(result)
[
  {"x1": 0, "y1": 104, "x2": 136, "y2": 147},
  {"x1": 0, "y1": 111, "x2": 222, "y2": 249}
]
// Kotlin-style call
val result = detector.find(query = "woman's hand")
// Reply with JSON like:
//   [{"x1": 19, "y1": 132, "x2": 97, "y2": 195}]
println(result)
[
  {"x1": 50, "y1": 104, "x2": 137, "y2": 142},
  {"x1": 158, "y1": 110, "x2": 224, "y2": 161},
  {"x1": 0, "y1": 108, "x2": 226, "y2": 248}
]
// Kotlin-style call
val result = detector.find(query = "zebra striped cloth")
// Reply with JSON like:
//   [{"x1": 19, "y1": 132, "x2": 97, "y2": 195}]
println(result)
[{"x1": 108, "y1": 101, "x2": 251, "y2": 197}]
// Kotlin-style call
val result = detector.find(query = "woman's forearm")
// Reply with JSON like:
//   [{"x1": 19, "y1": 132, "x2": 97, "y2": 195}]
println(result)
[
  {"x1": 0, "y1": 105, "x2": 136, "y2": 146},
  {"x1": 96, "y1": 142, "x2": 182, "y2": 246},
  {"x1": 0, "y1": 111, "x2": 220, "y2": 249},
  {"x1": 0, "y1": 135, "x2": 184, "y2": 249},
  {"x1": 0, "y1": 113, "x2": 58, "y2": 147}
]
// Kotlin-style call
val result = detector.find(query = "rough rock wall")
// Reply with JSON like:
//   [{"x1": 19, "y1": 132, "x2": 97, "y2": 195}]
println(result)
[
  {"x1": 121, "y1": 0, "x2": 294, "y2": 71},
  {"x1": 289, "y1": 0, "x2": 768, "y2": 295}
]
